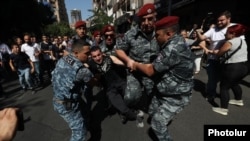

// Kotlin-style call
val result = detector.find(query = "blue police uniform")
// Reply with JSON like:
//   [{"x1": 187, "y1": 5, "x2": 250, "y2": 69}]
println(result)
[
  {"x1": 67, "y1": 35, "x2": 93, "y2": 53},
  {"x1": 52, "y1": 54, "x2": 93, "y2": 141},
  {"x1": 149, "y1": 34, "x2": 194, "y2": 141},
  {"x1": 116, "y1": 25, "x2": 160, "y2": 106},
  {"x1": 99, "y1": 41, "x2": 116, "y2": 56}
]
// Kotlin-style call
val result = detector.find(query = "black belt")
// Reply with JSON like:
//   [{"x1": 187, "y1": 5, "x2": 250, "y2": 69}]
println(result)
[{"x1": 53, "y1": 98, "x2": 78, "y2": 104}]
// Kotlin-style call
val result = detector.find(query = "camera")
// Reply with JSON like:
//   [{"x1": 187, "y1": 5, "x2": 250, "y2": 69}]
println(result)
[{"x1": 16, "y1": 109, "x2": 24, "y2": 131}]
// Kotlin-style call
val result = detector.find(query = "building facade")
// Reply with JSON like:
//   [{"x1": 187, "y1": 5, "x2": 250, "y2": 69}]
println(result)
[
  {"x1": 70, "y1": 9, "x2": 82, "y2": 28},
  {"x1": 37, "y1": 0, "x2": 68, "y2": 23},
  {"x1": 105, "y1": 0, "x2": 248, "y2": 34}
]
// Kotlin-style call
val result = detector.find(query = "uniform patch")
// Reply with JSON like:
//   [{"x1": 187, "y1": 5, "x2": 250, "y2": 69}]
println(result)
[
  {"x1": 156, "y1": 51, "x2": 166, "y2": 62},
  {"x1": 64, "y1": 56, "x2": 75, "y2": 66}
]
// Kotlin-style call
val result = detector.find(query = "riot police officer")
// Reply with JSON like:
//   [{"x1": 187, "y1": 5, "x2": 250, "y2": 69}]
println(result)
[
  {"x1": 131, "y1": 16, "x2": 194, "y2": 141},
  {"x1": 52, "y1": 39, "x2": 96, "y2": 141}
]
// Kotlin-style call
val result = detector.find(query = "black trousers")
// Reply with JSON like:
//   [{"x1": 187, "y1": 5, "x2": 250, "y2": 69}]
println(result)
[
  {"x1": 105, "y1": 81, "x2": 137, "y2": 120},
  {"x1": 220, "y1": 62, "x2": 248, "y2": 108}
]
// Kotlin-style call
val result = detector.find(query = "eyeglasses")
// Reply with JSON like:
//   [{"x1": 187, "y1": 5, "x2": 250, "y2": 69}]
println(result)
[{"x1": 105, "y1": 34, "x2": 114, "y2": 38}]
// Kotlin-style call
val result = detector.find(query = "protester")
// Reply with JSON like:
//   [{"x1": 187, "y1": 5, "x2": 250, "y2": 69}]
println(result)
[
  {"x1": 196, "y1": 10, "x2": 235, "y2": 102},
  {"x1": 21, "y1": 33, "x2": 42, "y2": 87},
  {"x1": 40, "y1": 34, "x2": 55, "y2": 79},
  {"x1": 88, "y1": 46, "x2": 144, "y2": 127},
  {"x1": 189, "y1": 31, "x2": 204, "y2": 74},
  {"x1": 211, "y1": 24, "x2": 249, "y2": 115},
  {"x1": 131, "y1": 16, "x2": 194, "y2": 141},
  {"x1": 9, "y1": 43, "x2": 35, "y2": 93}
]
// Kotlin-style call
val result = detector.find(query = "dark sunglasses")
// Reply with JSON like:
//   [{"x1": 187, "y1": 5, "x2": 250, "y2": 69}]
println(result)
[{"x1": 105, "y1": 34, "x2": 114, "y2": 38}]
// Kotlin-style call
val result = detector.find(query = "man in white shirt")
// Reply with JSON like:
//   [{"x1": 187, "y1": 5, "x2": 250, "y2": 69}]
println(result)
[
  {"x1": 196, "y1": 10, "x2": 234, "y2": 103},
  {"x1": 21, "y1": 33, "x2": 42, "y2": 86}
]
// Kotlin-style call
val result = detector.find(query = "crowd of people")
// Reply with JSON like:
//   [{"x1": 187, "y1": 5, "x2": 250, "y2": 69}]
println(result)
[{"x1": 0, "y1": 2, "x2": 249, "y2": 141}]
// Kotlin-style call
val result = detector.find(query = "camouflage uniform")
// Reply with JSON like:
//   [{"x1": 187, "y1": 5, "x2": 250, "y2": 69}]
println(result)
[
  {"x1": 149, "y1": 34, "x2": 194, "y2": 141},
  {"x1": 68, "y1": 34, "x2": 93, "y2": 114},
  {"x1": 99, "y1": 41, "x2": 116, "y2": 56},
  {"x1": 116, "y1": 25, "x2": 160, "y2": 106},
  {"x1": 67, "y1": 35, "x2": 93, "y2": 52},
  {"x1": 52, "y1": 54, "x2": 93, "y2": 141}
]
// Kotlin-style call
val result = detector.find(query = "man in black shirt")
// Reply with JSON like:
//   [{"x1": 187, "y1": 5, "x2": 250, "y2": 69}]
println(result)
[
  {"x1": 9, "y1": 43, "x2": 34, "y2": 93},
  {"x1": 88, "y1": 46, "x2": 144, "y2": 127}
]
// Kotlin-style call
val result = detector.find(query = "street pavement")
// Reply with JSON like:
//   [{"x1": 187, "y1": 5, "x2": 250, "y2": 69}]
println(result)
[{"x1": 1, "y1": 67, "x2": 250, "y2": 141}]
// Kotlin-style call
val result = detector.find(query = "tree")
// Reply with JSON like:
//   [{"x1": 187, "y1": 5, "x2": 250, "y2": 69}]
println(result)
[
  {"x1": 43, "y1": 22, "x2": 74, "y2": 37},
  {"x1": 88, "y1": 8, "x2": 113, "y2": 32}
]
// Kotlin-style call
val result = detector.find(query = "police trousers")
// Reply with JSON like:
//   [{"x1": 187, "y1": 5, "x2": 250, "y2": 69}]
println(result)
[
  {"x1": 124, "y1": 72, "x2": 154, "y2": 107},
  {"x1": 148, "y1": 94, "x2": 191, "y2": 141},
  {"x1": 53, "y1": 99, "x2": 86, "y2": 141}
]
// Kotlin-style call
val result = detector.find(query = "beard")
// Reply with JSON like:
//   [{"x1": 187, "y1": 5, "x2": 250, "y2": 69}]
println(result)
[{"x1": 141, "y1": 25, "x2": 154, "y2": 34}]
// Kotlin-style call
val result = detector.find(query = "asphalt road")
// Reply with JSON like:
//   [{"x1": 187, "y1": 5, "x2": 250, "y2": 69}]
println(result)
[{"x1": 1, "y1": 67, "x2": 250, "y2": 141}]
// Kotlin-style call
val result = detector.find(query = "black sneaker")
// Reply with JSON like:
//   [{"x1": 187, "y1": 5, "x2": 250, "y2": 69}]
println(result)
[
  {"x1": 205, "y1": 95, "x2": 216, "y2": 102},
  {"x1": 136, "y1": 110, "x2": 144, "y2": 128}
]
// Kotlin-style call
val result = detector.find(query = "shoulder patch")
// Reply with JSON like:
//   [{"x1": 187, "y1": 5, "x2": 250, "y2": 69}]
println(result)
[
  {"x1": 63, "y1": 56, "x2": 75, "y2": 66},
  {"x1": 155, "y1": 51, "x2": 166, "y2": 62}
]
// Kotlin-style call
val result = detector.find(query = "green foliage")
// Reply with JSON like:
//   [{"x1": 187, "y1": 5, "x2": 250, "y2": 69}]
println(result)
[
  {"x1": 88, "y1": 8, "x2": 113, "y2": 32},
  {"x1": 43, "y1": 22, "x2": 74, "y2": 37}
]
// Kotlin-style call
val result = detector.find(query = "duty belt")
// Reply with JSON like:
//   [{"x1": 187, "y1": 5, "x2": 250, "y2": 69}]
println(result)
[{"x1": 53, "y1": 98, "x2": 78, "y2": 105}]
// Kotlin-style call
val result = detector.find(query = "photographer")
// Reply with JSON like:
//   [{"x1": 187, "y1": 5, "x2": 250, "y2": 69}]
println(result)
[{"x1": 0, "y1": 108, "x2": 18, "y2": 141}]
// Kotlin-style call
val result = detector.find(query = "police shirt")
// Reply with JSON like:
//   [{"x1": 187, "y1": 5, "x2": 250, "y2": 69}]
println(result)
[
  {"x1": 153, "y1": 34, "x2": 194, "y2": 96},
  {"x1": 52, "y1": 54, "x2": 93, "y2": 100},
  {"x1": 116, "y1": 25, "x2": 160, "y2": 63}
]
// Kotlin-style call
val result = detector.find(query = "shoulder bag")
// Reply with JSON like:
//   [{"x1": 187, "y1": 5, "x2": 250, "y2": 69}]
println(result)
[{"x1": 219, "y1": 39, "x2": 242, "y2": 64}]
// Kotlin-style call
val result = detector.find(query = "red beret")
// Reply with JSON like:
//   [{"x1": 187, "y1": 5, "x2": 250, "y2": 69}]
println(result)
[
  {"x1": 93, "y1": 31, "x2": 101, "y2": 37},
  {"x1": 75, "y1": 20, "x2": 86, "y2": 29},
  {"x1": 155, "y1": 16, "x2": 179, "y2": 30},
  {"x1": 102, "y1": 25, "x2": 115, "y2": 34},
  {"x1": 137, "y1": 3, "x2": 155, "y2": 17}
]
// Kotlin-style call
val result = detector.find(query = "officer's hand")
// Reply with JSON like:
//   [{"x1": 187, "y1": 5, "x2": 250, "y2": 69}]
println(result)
[
  {"x1": 127, "y1": 59, "x2": 136, "y2": 71},
  {"x1": 0, "y1": 108, "x2": 18, "y2": 141}
]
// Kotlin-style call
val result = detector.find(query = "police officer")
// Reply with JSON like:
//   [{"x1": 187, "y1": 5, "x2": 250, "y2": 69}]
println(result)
[
  {"x1": 67, "y1": 20, "x2": 94, "y2": 117},
  {"x1": 66, "y1": 20, "x2": 93, "y2": 54},
  {"x1": 115, "y1": 3, "x2": 160, "y2": 108},
  {"x1": 99, "y1": 25, "x2": 116, "y2": 56},
  {"x1": 91, "y1": 30, "x2": 102, "y2": 47},
  {"x1": 88, "y1": 46, "x2": 144, "y2": 127},
  {"x1": 131, "y1": 16, "x2": 194, "y2": 141},
  {"x1": 52, "y1": 39, "x2": 96, "y2": 141}
]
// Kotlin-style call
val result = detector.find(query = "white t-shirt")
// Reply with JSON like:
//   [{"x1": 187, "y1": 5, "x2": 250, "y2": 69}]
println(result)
[
  {"x1": 204, "y1": 26, "x2": 227, "y2": 60},
  {"x1": 21, "y1": 43, "x2": 40, "y2": 62},
  {"x1": 204, "y1": 23, "x2": 244, "y2": 60},
  {"x1": 226, "y1": 37, "x2": 248, "y2": 64}
]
